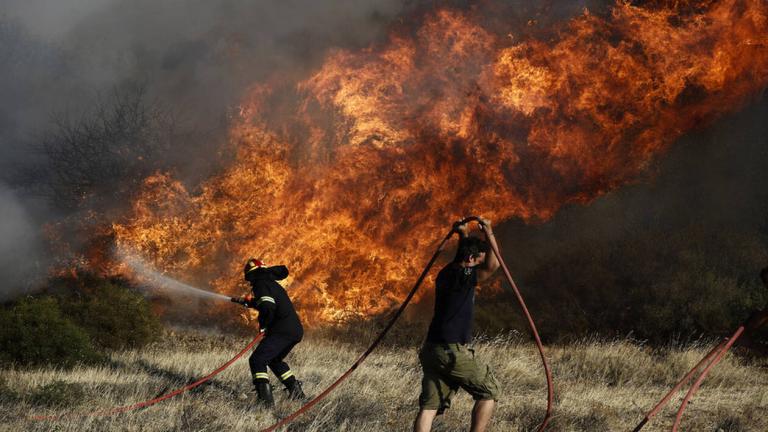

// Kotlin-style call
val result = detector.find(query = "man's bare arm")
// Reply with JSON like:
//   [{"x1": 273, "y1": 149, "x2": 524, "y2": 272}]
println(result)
[{"x1": 477, "y1": 217, "x2": 500, "y2": 282}]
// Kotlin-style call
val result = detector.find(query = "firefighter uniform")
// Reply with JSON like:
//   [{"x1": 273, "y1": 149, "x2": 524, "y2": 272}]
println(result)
[{"x1": 243, "y1": 259, "x2": 305, "y2": 406}]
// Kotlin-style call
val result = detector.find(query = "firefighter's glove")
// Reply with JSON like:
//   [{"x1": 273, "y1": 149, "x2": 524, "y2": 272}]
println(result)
[{"x1": 238, "y1": 294, "x2": 255, "y2": 308}]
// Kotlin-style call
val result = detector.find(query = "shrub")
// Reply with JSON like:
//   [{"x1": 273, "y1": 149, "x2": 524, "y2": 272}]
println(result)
[
  {"x1": 56, "y1": 278, "x2": 162, "y2": 350},
  {"x1": 0, "y1": 297, "x2": 103, "y2": 367},
  {"x1": 0, "y1": 275, "x2": 161, "y2": 367}
]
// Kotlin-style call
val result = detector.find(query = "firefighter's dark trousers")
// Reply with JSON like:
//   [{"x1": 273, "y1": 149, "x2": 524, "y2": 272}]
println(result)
[{"x1": 249, "y1": 334, "x2": 299, "y2": 386}]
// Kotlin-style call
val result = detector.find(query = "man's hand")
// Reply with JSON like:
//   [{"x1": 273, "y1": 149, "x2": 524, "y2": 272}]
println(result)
[
  {"x1": 240, "y1": 294, "x2": 255, "y2": 308},
  {"x1": 476, "y1": 216, "x2": 499, "y2": 282},
  {"x1": 478, "y1": 217, "x2": 493, "y2": 235}
]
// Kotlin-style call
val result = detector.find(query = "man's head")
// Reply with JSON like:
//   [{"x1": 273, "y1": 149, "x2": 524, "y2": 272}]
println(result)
[
  {"x1": 244, "y1": 258, "x2": 290, "y2": 282},
  {"x1": 244, "y1": 258, "x2": 266, "y2": 281},
  {"x1": 454, "y1": 236, "x2": 489, "y2": 267}
]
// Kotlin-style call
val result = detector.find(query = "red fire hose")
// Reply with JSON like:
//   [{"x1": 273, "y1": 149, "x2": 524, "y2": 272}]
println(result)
[
  {"x1": 631, "y1": 340, "x2": 726, "y2": 432},
  {"x1": 487, "y1": 230, "x2": 554, "y2": 431},
  {"x1": 671, "y1": 326, "x2": 745, "y2": 432},
  {"x1": 31, "y1": 332, "x2": 264, "y2": 421},
  {"x1": 632, "y1": 325, "x2": 746, "y2": 431}
]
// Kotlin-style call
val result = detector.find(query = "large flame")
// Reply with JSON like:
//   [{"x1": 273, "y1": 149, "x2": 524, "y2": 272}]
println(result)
[{"x1": 113, "y1": 0, "x2": 768, "y2": 323}]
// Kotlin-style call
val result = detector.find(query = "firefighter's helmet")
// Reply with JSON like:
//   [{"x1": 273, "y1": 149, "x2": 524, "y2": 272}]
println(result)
[{"x1": 244, "y1": 258, "x2": 266, "y2": 279}]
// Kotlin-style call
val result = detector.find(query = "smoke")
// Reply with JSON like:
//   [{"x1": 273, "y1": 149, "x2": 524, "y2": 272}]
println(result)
[
  {"x1": 0, "y1": 0, "x2": 410, "y2": 183},
  {"x1": 0, "y1": 184, "x2": 45, "y2": 300},
  {"x1": 2, "y1": 0, "x2": 115, "y2": 40}
]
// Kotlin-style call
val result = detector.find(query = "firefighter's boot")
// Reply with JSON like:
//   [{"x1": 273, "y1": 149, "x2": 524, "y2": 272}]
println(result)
[
  {"x1": 285, "y1": 379, "x2": 307, "y2": 402},
  {"x1": 254, "y1": 381, "x2": 275, "y2": 408}
]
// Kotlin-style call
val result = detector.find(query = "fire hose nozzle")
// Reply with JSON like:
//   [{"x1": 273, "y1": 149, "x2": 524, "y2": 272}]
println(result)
[
  {"x1": 232, "y1": 294, "x2": 254, "y2": 307},
  {"x1": 231, "y1": 297, "x2": 247, "y2": 306}
]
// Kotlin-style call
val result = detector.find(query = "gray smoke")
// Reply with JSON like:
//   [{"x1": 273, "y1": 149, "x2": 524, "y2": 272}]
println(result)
[
  {"x1": 2, "y1": 0, "x2": 114, "y2": 40},
  {"x1": 0, "y1": 183, "x2": 45, "y2": 300},
  {"x1": 1, "y1": 0, "x2": 409, "y2": 177}
]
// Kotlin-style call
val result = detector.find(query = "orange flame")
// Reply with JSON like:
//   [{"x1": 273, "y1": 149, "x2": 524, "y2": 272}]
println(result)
[{"x1": 113, "y1": 0, "x2": 768, "y2": 323}]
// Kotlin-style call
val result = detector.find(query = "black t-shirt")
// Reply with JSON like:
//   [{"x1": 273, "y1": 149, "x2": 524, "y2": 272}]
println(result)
[{"x1": 426, "y1": 263, "x2": 478, "y2": 344}]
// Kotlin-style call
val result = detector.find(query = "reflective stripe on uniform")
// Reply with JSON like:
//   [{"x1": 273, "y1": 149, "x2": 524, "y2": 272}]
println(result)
[
  {"x1": 280, "y1": 370, "x2": 294, "y2": 381},
  {"x1": 257, "y1": 296, "x2": 276, "y2": 305},
  {"x1": 253, "y1": 372, "x2": 270, "y2": 380}
]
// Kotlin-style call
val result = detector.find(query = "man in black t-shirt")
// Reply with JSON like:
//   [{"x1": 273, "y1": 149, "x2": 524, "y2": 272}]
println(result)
[
  {"x1": 239, "y1": 258, "x2": 306, "y2": 408},
  {"x1": 413, "y1": 217, "x2": 501, "y2": 432}
]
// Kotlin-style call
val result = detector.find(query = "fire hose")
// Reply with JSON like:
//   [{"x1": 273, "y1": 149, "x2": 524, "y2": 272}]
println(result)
[
  {"x1": 481, "y1": 218, "x2": 554, "y2": 431},
  {"x1": 631, "y1": 324, "x2": 746, "y2": 431},
  {"x1": 30, "y1": 217, "x2": 553, "y2": 431}
]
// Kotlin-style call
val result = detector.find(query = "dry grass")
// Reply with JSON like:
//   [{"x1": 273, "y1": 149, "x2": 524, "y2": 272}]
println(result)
[{"x1": 2, "y1": 329, "x2": 767, "y2": 431}]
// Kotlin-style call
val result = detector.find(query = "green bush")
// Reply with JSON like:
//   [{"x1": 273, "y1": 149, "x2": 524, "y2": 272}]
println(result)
[
  {"x1": 56, "y1": 278, "x2": 162, "y2": 350},
  {"x1": 0, "y1": 276, "x2": 161, "y2": 367},
  {"x1": 28, "y1": 380, "x2": 86, "y2": 407},
  {"x1": 0, "y1": 297, "x2": 103, "y2": 367}
]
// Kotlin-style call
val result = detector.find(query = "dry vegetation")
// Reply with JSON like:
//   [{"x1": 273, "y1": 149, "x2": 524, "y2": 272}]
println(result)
[{"x1": 1, "y1": 329, "x2": 766, "y2": 432}]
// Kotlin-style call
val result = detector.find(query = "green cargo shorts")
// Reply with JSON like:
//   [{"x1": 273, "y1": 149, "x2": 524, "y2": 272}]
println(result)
[{"x1": 418, "y1": 342, "x2": 500, "y2": 413}]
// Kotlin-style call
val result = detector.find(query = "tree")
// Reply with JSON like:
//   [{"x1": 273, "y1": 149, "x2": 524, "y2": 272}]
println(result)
[{"x1": 22, "y1": 84, "x2": 179, "y2": 213}]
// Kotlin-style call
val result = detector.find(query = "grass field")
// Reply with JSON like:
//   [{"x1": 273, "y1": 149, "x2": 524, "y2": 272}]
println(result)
[{"x1": 1, "y1": 329, "x2": 766, "y2": 431}]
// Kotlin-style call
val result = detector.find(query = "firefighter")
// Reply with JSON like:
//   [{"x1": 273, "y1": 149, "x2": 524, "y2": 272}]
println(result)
[
  {"x1": 239, "y1": 258, "x2": 306, "y2": 407},
  {"x1": 413, "y1": 217, "x2": 501, "y2": 432}
]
